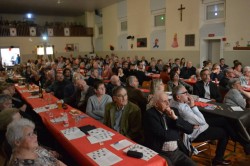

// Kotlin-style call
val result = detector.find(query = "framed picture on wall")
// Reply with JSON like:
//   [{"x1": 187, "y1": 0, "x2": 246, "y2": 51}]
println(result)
[
  {"x1": 65, "y1": 44, "x2": 74, "y2": 52},
  {"x1": 137, "y1": 38, "x2": 147, "y2": 47}
]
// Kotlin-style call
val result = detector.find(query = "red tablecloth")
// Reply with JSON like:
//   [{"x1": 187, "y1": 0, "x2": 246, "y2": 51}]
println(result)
[
  {"x1": 147, "y1": 74, "x2": 160, "y2": 79},
  {"x1": 139, "y1": 88, "x2": 150, "y2": 93},
  {"x1": 183, "y1": 79, "x2": 197, "y2": 86},
  {"x1": 15, "y1": 85, "x2": 166, "y2": 166}
]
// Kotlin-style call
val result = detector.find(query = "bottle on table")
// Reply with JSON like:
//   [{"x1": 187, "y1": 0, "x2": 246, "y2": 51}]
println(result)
[{"x1": 39, "y1": 81, "x2": 43, "y2": 98}]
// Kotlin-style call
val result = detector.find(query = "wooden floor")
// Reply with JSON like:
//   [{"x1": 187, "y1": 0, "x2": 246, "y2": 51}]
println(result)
[{"x1": 192, "y1": 140, "x2": 250, "y2": 166}]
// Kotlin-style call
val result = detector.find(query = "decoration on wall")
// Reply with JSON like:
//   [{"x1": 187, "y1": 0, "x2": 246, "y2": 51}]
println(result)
[
  {"x1": 153, "y1": 38, "x2": 159, "y2": 48},
  {"x1": 64, "y1": 28, "x2": 70, "y2": 36},
  {"x1": 29, "y1": 27, "x2": 36, "y2": 36},
  {"x1": 131, "y1": 44, "x2": 133, "y2": 49},
  {"x1": 235, "y1": 41, "x2": 240, "y2": 47},
  {"x1": 127, "y1": 35, "x2": 134, "y2": 40},
  {"x1": 48, "y1": 28, "x2": 54, "y2": 36},
  {"x1": 178, "y1": 4, "x2": 186, "y2": 22},
  {"x1": 171, "y1": 33, "x2": 179, "y2": 48},
  {"x1": 110, "y1": 45, "x2": 114, "y2": 51},
  {"x1": 10, "y1": 28, "x2": 17, "y2": 36},
  {"x1": 137, "y1": 38, "x2": 147, "y2": 47},
  {"x1": 65, "y1": 44, "x2": 74, "y2": 52}
]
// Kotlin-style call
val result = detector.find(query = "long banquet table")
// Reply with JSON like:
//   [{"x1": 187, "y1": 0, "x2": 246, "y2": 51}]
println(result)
[
  {"x1": 15, "y1": 85, "x2": 166, "y2": 166},
  {"x1": 195, "y1": 101, "x2": 250, "y2": 142}
]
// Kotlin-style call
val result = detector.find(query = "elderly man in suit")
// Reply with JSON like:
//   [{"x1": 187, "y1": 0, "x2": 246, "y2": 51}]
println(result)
[
  {"x1": 104, "y1": 86, "x2": 142, "y2": 143},
  {"x1": 193, "y1": 69, "x2": 222, "y2": 102},
  {"x1": 144, "y1": 91, "x2": 195, "y2": 166},
  {"x1": 125, "y1": 76, "x2": 147, "y2": 113}
]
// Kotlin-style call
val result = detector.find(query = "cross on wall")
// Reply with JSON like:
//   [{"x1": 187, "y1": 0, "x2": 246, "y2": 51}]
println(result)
[{"x1": 178, "y1": 4, "x2": 185, "y2": 22}]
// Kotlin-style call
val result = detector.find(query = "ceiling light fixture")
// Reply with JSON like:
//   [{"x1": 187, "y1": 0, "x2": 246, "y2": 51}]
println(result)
[{"x1": 57, "y1": 0, "x2": 61, "y2": 4}]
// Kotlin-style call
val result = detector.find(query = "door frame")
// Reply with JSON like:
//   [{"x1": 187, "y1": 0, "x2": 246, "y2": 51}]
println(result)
[{"x1": 200, "y1": 36, "x2": 224, "y2": 67}]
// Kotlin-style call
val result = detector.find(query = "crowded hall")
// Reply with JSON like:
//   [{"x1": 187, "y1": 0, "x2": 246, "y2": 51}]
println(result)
[{"x1": 1, "y1": 0, "x2": 250, "y2": 166}]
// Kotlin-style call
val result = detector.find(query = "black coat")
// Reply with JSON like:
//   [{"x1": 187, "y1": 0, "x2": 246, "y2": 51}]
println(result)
[
  {"x1": 144, "y1": 107, "x2": 193, "y2": 153},
  {"x1": 193, "y1": 80, "x2": 222, "y2": 102}
]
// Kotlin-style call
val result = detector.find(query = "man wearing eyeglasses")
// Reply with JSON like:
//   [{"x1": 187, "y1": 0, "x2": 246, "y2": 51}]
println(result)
[
  {"x1": 104, "y1": 86, "x2": 142, "y2": 143},
  {"x1": 170, "y1": 85, "x2": 232, "y2": 165}
]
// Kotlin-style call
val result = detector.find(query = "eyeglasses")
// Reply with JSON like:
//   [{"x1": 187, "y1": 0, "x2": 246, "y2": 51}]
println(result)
[
  {"x1": 116, "y1": 94, "x2": 127, "y2": 98},
  {"x1": 178, "y1": 91, "x2": 188, "y2": 95}
]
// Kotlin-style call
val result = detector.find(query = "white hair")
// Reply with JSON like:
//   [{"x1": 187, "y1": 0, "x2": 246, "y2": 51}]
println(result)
[
  {"x1": 152, "y1": 91, "x2": 167, "y2": 107},
  {"x1": 6, "y1": 118, "x2": 35, "y2": 148},
  {"x1": 243, "y1": 66, "x2": 250, "y2": 74}
]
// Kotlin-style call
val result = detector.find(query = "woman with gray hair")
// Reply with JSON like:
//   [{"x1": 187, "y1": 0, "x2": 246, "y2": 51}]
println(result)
[
  {"x1": 224, "y1": 78, "x2": 250, "y2": 108},
  {"x1": 6, "y1": 118, "x2": 66, "y2": 166},
  {"x1": 239, "y1": 66, "x2": 250, "y2": 86}
]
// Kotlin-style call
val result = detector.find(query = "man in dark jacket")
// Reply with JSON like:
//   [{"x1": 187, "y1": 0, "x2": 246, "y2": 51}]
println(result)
[
  {"x1": 144, "y1": 91, "x2": 195, "y2": 166},
  {"x1": 125, "y1": 76, "x2": 147, "y2": 113},
  {"x1": 45, "y1": 72, "x2": 70, "y2": 99},
  {"x1": 193, "y1": 69, "x2": 222, "y2": 102}
]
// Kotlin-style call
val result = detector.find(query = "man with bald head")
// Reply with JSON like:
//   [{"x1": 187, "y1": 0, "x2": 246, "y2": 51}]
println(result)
[
  {"x1": 70, "y1": 79, "x2": 95, "y2": 112},
  {"x1": 144, "y1": 91, "x2": 195, "y2": 166},
  {"x1": 106, "y1": 75, "x2": 122, "y2": 97},
  {"x1": 180, "y1": 61, "x2": 196, "y2": 79}
]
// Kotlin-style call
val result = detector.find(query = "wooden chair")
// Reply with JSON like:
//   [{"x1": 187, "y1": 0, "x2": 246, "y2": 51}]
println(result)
[{"x1": 192, "y1": 141, "x2": 212, "y2": 166}]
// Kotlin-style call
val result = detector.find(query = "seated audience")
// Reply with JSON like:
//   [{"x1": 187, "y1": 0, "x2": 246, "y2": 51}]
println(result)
[
  {"x1": 180, "y1": 61, "x2": 196, "y2": 79},
  {"x1": 63, "y1": 73, "x2": 83, "y2": 104},
  {"x1": 168, "y1": 71, "x2": 193, "y2": 93},
  {"x1": 117, "y1": 67, "x2": 126, "y2": 83},
  {"x1": 86, "y1": 80, "x2": 112, "y2": 123},
  {"x1": 63, "y1": 68, "x2": 72, "y2": 81},
  {"x1": 0, "y1": 94, "x2": 13, "y2": 111},
  {"x1": 160, "y1": 64, "x2": 171, "y2": 84},
  {"x1": 104, "y1": 86, "x2": 142, "y2": 143},
  {"x1": 0, "y1": 108, "x2": 22, "y2": 159},
  {"x1": 219, "y1": 58, "x2": 229, "y2": 71},
  {"x1": 171, "y1": 58, "x2": 180, "y2": 69},
  {"x1": 195, "y1": 68, "x2": 202, "y2": 81},
  {"x1": 87, "y1": 68, "x2": 100, "y2": 86},
  {"x1": 210, "y1": 63, "x2": 223, "y2": 81},
  {"x1": 240, "y1": 66, "x2": 250, "y2": 86},
  {"x1": 102, "y1": 64, "x2": 112, "y2": 80},
  {"x1": 71, "y1": 79, "x2": 95, "y2": 112},
  {"x1": 180, "y1": 58, "x2": 186, "y2": 69},
  {"x1": 6, "y1": 119, "x2": 66, "y2": 166},
  {"x1": 106, "y1": 75, "x2": 123, "y2": 97},
  {"x1": 171, "y1": 85, "x2": 250, "y2": 163},
  {"x1": 194, "y1": 69, "x2": 222, "y2": 102},
  {"x1": 43, "y1": 70, "x2": 55, "y2": 89},
  {"x1": 219, "y1": 68, "x2": 235, "y2": 91},
  {"x1": 147, "y1": 61, "x2": 160, "y2": 74},
  {"x1": 45, "y1": 72, "x2": 71, "y2": 99},
  {"x1": 233, "y1": 61, "x2": 243, "y2": 78},
  {"x1": 147, "y1": 79, "x2": 165, "y2": 109},
  {"x1": 224, "y1": 78, "x2": 250, "y2": 109},
  {"x1": 144, "y1": 91, "x2": 195, "y2": 166},
  {"x1": 125, "y1": 76, "x2": 147, "y2": 113}
]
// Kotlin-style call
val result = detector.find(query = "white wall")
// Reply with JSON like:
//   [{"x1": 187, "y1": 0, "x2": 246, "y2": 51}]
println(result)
[{"x1": 0, "y1": 37, "x2": 92, "y2": 62}]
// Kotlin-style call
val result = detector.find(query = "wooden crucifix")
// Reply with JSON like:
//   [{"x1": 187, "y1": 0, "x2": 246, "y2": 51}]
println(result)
[{"x1": 178, "y1": 4, "x2": 185, "y2": 22}]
